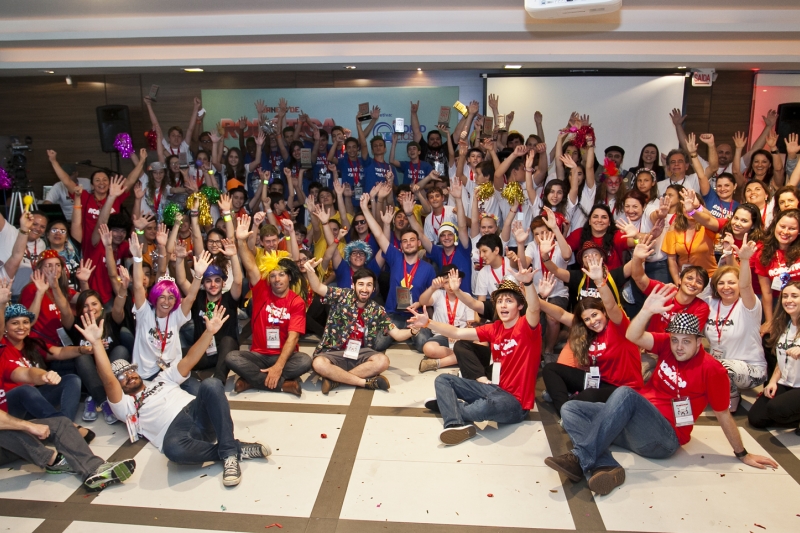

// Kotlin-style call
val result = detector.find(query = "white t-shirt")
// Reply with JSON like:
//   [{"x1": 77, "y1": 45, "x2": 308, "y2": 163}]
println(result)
[
  {"x1": 161, "y1": 139, "x2": 193, "y2": 163},
  {"x1": 452, "y1": 162, "x2": 475, "y2": 218},
  {"x1": 703, "y1": 296, "x2": 765, "y2": 368},
  {"x1": 430, "y1": 289, "x2": 472, "y2": 327},
  {"x1": 699, "y1": 156, "x2": 746, "y2": 189},
  {"x1": 643, "y1": 199, "x2": 668, "y2": 263},
  {"x1": 775, "y1": 323, "x2": 800, "y2": 388},
  {"x1": 657, "y1": 175, "x2": 701, "y2": 196},
  {"x1": 565, "y1": 182, "x2": 596, "y2": 232},
  {"x1": 524, "y1": 241, "x2": 568, "y2": 299},
  {"x1": 138, "y1": 174, "x2": 172, "y2": 218},
  {"x1": 474, "y1": 258, "x2": 516, "y2": 298},
  {"x1": 424, "y1": 206, "x2": 458, "y2": 243},
  {"x1": 498, "y1": 182, "x2": 535, "y2": 246},
  {"x1": 109, "y1": 365, "x2": 192, "y2": 452},
  {"x1": 132, "y1": 301, "x2": 192, "y2": 379},
  {"x1": 468, "y1": 181, "x2": 504, "y2": 227},
  {"x1": 44, "y1": 178, "x2": 92, "y2": 221}
]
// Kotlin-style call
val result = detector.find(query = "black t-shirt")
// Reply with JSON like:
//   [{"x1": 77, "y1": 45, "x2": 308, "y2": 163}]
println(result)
[
  {"x1": 419, "y1": 139, "x2": 449, "y2": 179},
  {"x1": 567, "y1": 267, "x2": 628, "y2": 307},
  {"x1": 68, "y1": 315, "x2": 123, "y2": 353},
  {"x1": 191, "y1": 292, "x2": 240, "y2": 342}
]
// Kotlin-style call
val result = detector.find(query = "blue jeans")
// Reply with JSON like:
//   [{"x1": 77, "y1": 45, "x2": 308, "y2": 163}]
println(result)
[
  {"x1": 561, "y1": 386, "x2": 680, "y2": 473},
  {"x1": 434, "y1": 374, "x2": 528, "y2": 427},
  {"x1": 161, "y1": 378, "x2": 239, "y2": 464},
  {"x1": 374, "y1": 312, "x2": 432, "y2": 353},
  {"x1": 5, "y1": 374, "x2": 82, "y2": 421}
]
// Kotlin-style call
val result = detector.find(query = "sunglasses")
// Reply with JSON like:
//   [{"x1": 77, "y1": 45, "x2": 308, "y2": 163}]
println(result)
[
  {"x1": 354, "y1": 219, "x2": 367, "y2": 226},
  {"x1": 116, "y1": 369, "x2": 137, "y2": 382}
]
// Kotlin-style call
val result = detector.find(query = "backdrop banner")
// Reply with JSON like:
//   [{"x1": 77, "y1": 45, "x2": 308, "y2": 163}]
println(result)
[{"x1": 200, "y1": 86, "x2": 460, "y2": 153}]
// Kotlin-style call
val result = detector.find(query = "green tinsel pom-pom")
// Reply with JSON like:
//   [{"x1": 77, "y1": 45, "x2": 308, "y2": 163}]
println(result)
[
  {"x1": 162, "y1": 202, "x2": 181, "y2": 227},
  {"x1": 201, "y1": 185, "x2": 221, "y2": 205}
]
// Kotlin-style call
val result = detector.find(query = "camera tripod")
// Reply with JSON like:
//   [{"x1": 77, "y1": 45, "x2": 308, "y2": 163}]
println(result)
[{"x1": 6, "y1": 189, "x2": 38, "y2": 224}]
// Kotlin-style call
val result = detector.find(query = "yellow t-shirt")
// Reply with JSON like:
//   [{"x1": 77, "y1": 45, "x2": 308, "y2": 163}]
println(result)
[{"x1": 310, "y1": 212, "x2": 353, "y2": 260}]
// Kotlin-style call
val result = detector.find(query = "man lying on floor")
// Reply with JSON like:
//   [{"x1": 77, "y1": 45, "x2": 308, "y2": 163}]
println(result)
[
  {"x1": 75, "y1": 305, "x2": 270, "y2": 488},
  {"x1": 544, "y1": 284, "x2": 778, "y2": 495}
]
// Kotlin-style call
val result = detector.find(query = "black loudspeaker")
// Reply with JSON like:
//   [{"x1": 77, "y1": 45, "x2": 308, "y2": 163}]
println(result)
[
  {"x1": 96, "y1": 105, "x2": 131, "y2": 153},
  {"x1": 775, "y1": 103, "x2": 800, "y2": 154}
]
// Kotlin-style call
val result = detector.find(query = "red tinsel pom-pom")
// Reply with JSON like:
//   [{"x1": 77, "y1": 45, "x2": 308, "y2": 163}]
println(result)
[{"x1": 144, "y1": 129, "x2": 158, "y2": 151}]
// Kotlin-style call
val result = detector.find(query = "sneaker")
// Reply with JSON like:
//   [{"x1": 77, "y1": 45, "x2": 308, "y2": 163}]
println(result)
[
  {"x1": 544, "y1": 452, "x2": 583, "y2": 483},
  {"x1": 542, "y1": 390, "x2": 552, "y2": 403},
  {"x1": 222, "y1": 456, "x2": 241, "y2": 487},
  {"x1": 77, "y1": 426, "x2": 96, "y2": 444},
  {"x1": 587, "y1": 466, "x2": 625, "y2": 495},
  {"x1": 82, "y1": 397, "x2": 98, "y2": 422},
  {"x1": 101, "y1": 401, "x2": 117, "y2": 425},
  {"x1": 83, "y1": 459, "x2": 136, "y2": 492},
  {"x1": 321, "y1": 378, "x2": 340, "y2": 395},
  {"x1": 364, "y1": 375, "x2": 390, "y2": 391},
  {"x1": 439, "y1": 424, "x2": 477, "y2": 446},
  {"x1": 729, "y1": 393, "x2": 741, "y2": 413},
  {"x1": 424, "y1": 397, "x2": 440, "y2": 412},
  {"x1": 419, "y1": 358, "x2": 439, "y2": 373},
  {"x1": 45, "y1": 453, "x2": 76, "y2": 475},
  {"x1": 240, "y1": 442, "x2": 271, "y2": 460}
]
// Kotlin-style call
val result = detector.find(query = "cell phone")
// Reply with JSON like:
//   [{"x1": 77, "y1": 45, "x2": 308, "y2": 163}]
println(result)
[
  {"x1": 148, "y1": 84, "x2": 159, "y2": 102},
  {"x1": 394, "y1": 118, "x2": 405, "y2": 133}
]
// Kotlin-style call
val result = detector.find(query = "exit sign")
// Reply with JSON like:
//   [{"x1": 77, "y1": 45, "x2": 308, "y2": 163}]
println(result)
[{"x1": 692, "y1": 69, "x2": 715, "y2": 87}]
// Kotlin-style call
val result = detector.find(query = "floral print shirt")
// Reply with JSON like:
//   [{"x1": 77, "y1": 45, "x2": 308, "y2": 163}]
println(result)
[{"x1": 313, "y1": 287, "x2": 393, "y2": 356}]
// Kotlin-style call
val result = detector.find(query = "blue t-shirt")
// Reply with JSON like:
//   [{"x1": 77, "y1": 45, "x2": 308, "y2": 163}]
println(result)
[
  {"x1": 336, "y1": 156, "x2": 369, "y2": 190},
  {"x1": 363, "y1": 157, "x2": 393, "y2": 193},
  {"x1": 398, "y1": 160, "x2": 433, "y2": 185},
  {"x1": 384, "y1": 246, "x2": 436, "y2": 315},
  {"x1": 703, "y1": 188, "x2": 738, "y2": 220},
  {"x1": 427, "y1": 243, "x2": 473, "y2": 294}
]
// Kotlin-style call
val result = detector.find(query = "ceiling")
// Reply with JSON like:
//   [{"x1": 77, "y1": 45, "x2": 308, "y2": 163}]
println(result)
[{"x1": 0, "y1": 0, "x2": 799, "y2": 75}]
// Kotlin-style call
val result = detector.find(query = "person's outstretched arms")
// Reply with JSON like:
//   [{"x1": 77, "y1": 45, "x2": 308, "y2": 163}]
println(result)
[
  {"x1": 177, "y1": 305, "x2": 230, "y2": 378},
  {"x1": 75, "y1": 314, "x2": 124, "y2": 404},
  {"x1": 626, "y1": 283, "x2": 678, "y2": 350}
]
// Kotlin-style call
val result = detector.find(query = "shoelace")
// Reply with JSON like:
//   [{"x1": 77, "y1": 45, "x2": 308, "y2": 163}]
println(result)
[{"x1": 223, "y1": 456, "x2": 239, "y2": 475}]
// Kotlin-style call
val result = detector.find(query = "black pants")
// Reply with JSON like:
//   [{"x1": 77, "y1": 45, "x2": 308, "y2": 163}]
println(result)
[
  {"x1": 453, "y1": 341, "x2": 492, "y2": 381},
  {"x1": 306, "y1": 296, "x2": 328, "y2": 336},
  {"x1": 191, "y1": 335, "x2": 239, "y2": 382},
  {"x1": 748, "y1": 384, "x2": 800, "y2": 428},
  {"x1": 541, "y1": 362, "x2": 618, "y2": 416}
]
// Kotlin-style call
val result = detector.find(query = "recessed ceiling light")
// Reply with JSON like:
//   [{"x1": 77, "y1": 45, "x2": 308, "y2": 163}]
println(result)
[
  {"x1": 417, "y1": 68, "x2": 422, "y2": 71},
  {"x1": 763, "y1": 89, "x2": 768, "y2": 92},
  {"x1": 43, "y1": 70, "x2": 54, "y2": 74},
  {"x1": 183, "y1": 68, "x2": 204, "y2": 72},
  {"x1": 504, "y1": 65, "x2": 522, "y2": 69},
  {"x1": 677, "y1": 66, "x2": 687, "y2": 69},
  {"x1": 345, "y1": 65, "x2": 357, "y2": 70}
]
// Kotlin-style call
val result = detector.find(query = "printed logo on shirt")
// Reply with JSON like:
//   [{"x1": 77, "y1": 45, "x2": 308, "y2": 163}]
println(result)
[
  {"x1": 80, "y1": 337, "x2": 111, "y2": 349},
  {"x1": 147, "y1": 327, "x2": 173, "y2": 348},
  {"x1": 706, "y1": 317, "x2": 733, "y2": 328},
  {"x1": 265, "y1": 303, "x2": 291, "y2": 323},
  {"x1": 492, "y1": 338, "x2": 518, "y2": 362},
  {"x1": 135, "y1": 380, "x2": 166, "y2": 410},
  {"x1": 48, "y1": 304, "x2": 58, "y2": 312},
  {"x1": 588, "y1": 342, "x2": 607, "y2": 358},
  {"x1": 768, "y1": 262, "x2": 800, "y2": 278},
  {"x1": 658, "y1": 360, "x2": 687, "y2": 390},
  {"x1": 580, "y1": 288, "x2": 600, "y2": 299}
]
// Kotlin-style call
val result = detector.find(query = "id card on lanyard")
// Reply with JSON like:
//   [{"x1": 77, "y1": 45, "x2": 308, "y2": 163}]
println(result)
[
  {"x1": 584, "y1": 357, "x2": 601, "y2": 389},
  {"x1": 154, "y1": 314, "x2": 170, "y2": 371},
  {"x1": 344, "y1": 308, "x2": 366, "y2": 359},
  {"x1": 671, "y1": 368, "x2": 693, "y2": 427}
]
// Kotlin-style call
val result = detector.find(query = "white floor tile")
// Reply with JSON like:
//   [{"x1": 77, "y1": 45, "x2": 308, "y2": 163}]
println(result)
[
  {"x1": 369, "y1": 348, "x2": 453, "y2": 408},
  {"x1": 771, "y1": 427, "x2": 800, "y2": 459},
  {"x1": 0, "y1": 516, "x2": 43, "y2": 533},
  {"x1": 0, "y1": 461, "x2": 84, "y2": 502},
  {"x1": 65, "y1": 521, "x2": 248, "y2": 533},
  {"x1": 340, "y1": 460, "x2": 574, "y2": 529},
  {"x1": 231, "y1": 410, "x2": 345, "y2": 459}
]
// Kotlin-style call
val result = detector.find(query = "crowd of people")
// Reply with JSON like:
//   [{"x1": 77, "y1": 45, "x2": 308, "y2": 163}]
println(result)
[{"x1": 0, "y1": 94, "x2": 797, "y2": 495}]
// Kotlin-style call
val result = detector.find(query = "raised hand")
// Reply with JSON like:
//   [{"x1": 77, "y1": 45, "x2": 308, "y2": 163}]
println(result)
[
  {"x1": 738, "y1": 234, "x2": 758, "y2": 261},
  {"x1": 633, "y1": 239, "x2": 655, "y2": 261},
  {"x1": 235, "y1": 214, "x2": 253, "y2": 240},
  {"x1": 117, "y1": 265, "x2": 131, "y2": 294},
  {"x1": 732, "y1": 131, "x2": 748, "y2": 149},
  {"x1": 763, "y1": 108, "x2": 778, "y2": 127},
  {"x1": 559, "y1": 154, "x2": 577, "y2": 169},
  {"x1": 447, "y1": 267, "x2": 461, "y2": 291},
  {"x1": 0, "y1": 278, "x2": 12, "y2": 305},
  {"x1": 699, "y1": 133, "x2": 715, "y2": 146},
  {"x1": 766, "y1": 129, "x2": 779, "y2": 150},
  {"x1": 537, "y1": 271, "x2": 556, "y2": 299},
  {"x1": 303, "y1": 257, "x2": 323, "y2": 275},
  {"x1": 785, "y1": 132, "x2": 800, "y2": 157},
  {"x1": 76, "y1": 258, "x2": 95, "y2": 282},
  {"x1": 108, "y1": 175, "x2": 126, "y2": 198},
  {"x1": 133, "y1": 181, "x2": 145, "y2": 200},
  {"x1": 410, "y1": 100, "x2": 420, "y2": 114},
  {"x1": 47, "y1": 149, "x2": 58, "y2": 162},
  {"x1": 511, "y1": 266, "x2": 535, "y2": 286},
  {"x1": 98, "y1": 224, "x2": 113, "y2": 248},
  {"x1": 192, "y1": 250, "x2": 213, "y2": 278},
  {"x1": 175, "y1": 243, "x2": 188, "y2": 259},
  {"x1": 128, "y1": 234, "x2": 142, "y2": 258},
  {"x1": 534, "y1": 110, "x2": 543, "y2": 124},
  {"x1": 221, "y1": 238, "x2": 237, "y2": 257},
  {"x1": 218, "y1": 193, "x2": 232, "y2": 212},
  {"x1": 615, "y1": 218, "x2": 639, "y2": 239},
  {"x1": 680, "y1": 188, "x2": 699, "y2": 213},
  {"x1": 669, "y1": 108, "x2": 686, "y2": 126},
  {"x1": 538, "y1": 232, "x2": 556, "y2": 258},
  {"x1": 431, "y1": 276, "x2": 445, "y2": 290},
  {"x1": 278, "y1": 97, "x2": 288, "y2": 115},
  {"x1": 685, "y1": 132, "x2": 698, "y2": 154},
  {"x1": 488, "y1": 93, "x2": 499, "y2": 112},
  {"x1": 511, "y1": 220, "x2": 530, "y2": 243},
  {"x1": 280, "y1": 218, "x2": 294, "y2": 235},
  {"x1": 204, "y1": 304, "x2": 230, "y2": 336},
  {"x1": 380, "y1": 205, "x2": 395, "y2": 225},
  {"x1": 252, "y1": 211, "x2": 266, "y2": 227},
  {"x1": 581, "y1": 253, "x2": 605, "y2": 283},
  {"x1": 642, "y1": 283, "x2": 678, "y2": 315},
  {"x1": 468, "y1": 100, "x2": 479, "y2": 115},
  {"x1": 255, "y1": 99, "x2": 266, "y2": 115},
  {"x1": 31, "y1": 269, "x2": 48, "y2": 293},
  {"x1": 449, "y1": 177, "x2": 463, "y2": 199},
  {"x1": 132, "y1": 213, "x2": 155, "y2": 231},
  {"x1": 406, "y1": 305, "x2": 430, "y2": 329},
  {"x1": 155, "y1": 223, "x2": 168, "y2": 246},
  {"x1": 74, "y1": 313, "x2": 105, "y2": 344}
]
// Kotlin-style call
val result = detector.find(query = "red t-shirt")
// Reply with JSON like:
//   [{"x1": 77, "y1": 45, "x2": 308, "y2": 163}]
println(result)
[
  {"x1": 250, "y1": 281, "x2": 306, "y2": 355},
  {"x1": 88, "y1": 241, "x2": 131, "y2": 302},
  {"x1": 566, "y1": 230, "x2": 624, "y2": 270},
  {"x1": 753, "y1": 247, "x2": 800, "y2": 296},
  {"x1": 476, "y1": 318, "x2": 541, "y2": 410},
  {"x1": 80, "y1": 190, "x2": 130, "y2": 256},
  {"x1": 643, "y1": 280, "x2": 711, "y2": 334},
  {"x1": 0, "y1": 341, "x2": 37, "y2": 396},
  {"x1": 585, "y1": 314, "x2": 643, "y2": 389},
  {"x1": 642, "y1": 333, "x2": 730, "y2": 445},
  {"x1": 19, "y1": 284, "x2": 78, "y2": 348}
]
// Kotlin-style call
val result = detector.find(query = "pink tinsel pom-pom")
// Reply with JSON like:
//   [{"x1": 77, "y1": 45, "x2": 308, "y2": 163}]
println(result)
[
  {"x1": 0, "y1": 168, "x2": 11, "y2": 190},
  {"x1": 114, "y1": 133, "x2": 133, "y2": 158}
]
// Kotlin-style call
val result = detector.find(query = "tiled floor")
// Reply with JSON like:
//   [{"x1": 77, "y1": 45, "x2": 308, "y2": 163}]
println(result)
[{"x1": 0, "y1": 343, "x2": 798, "y2": 533}]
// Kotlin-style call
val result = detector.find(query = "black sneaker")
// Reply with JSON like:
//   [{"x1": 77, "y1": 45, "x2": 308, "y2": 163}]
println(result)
[
  {"x1": 424, "y1": 397, "x2": 439, "y2": 412},
  {"x1": 222, "y1": 455, "x2": 241, "y2": 487},
  {"x1": 544, "y1": 452, "x2": 583, "y2": 483},
  {"x1": 83, "y1": 459, "x2": 136, "y2": 492},
  {"x1": 439, "y1": 424, "x2": 477, "y2": 446},
  {"x1": 78, "y1": 426, "x2": 96, "y2": 445},
  {"x1": 240, "y1": 442, "x2": 271, "y2": 460},
  {"x1": 45, "y1": 453, "x2": 75, "y2": 475},
  {"x1": 365, "y1": 375, "x2": 390, "y2": 391}
]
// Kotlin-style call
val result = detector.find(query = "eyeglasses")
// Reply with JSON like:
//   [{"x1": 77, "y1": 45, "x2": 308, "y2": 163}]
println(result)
[
  {"x1": 207, "y1": 239, "x2": 223, "y2": 245},
  {"x1": 50, "y1": 228, "x2": 67, "y2": 235},
  {"x1": 354, "y1": 219, "x2": 367, "y2": 226},
  {"x1": 116, "y1": 369, "x2": 137, "y2": 382}
]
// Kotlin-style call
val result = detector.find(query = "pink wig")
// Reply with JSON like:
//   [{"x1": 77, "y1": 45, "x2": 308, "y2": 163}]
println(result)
[{"x1": 147, "y1": 279, "x2": 182, "y2": 311}]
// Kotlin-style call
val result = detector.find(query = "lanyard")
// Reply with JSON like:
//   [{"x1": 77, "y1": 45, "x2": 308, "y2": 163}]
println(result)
[
  {"x1": 761, "y1": 203, "x2": 768, "y2": 224},
  {"x1": 431, "y1": 208, "x2": 445, "y2": 233},
  {"x1": 410, "y1": 161, "x2": 421, "y2": 183},
  {"x1": 348, "y1": 158, "x2": 361, "y2": 184},
  {"x1": 469, "y1": 168, "x2": 474, "y2": 181},
  {"x1": 682, "y1": 228, "x2": 700, "y2": 257},
  {"x1": 445, "y1": 293, "x2": 459, "y2": 325},
  {"x1": 442, "y1": 249, "x2": 455, "y2": 266},
  {"x1": 714, "y1": 299, "x2": 738, "y2": 343},
  {"x1": 539, "y1": 246, "x2": 549, "y2": 274},
  {"x1": 490, "y1": 261, "x2": 506, "y2": 285},
  {"x1": 392, "y1": 233, "x2": 401, "y2": 250},
  {"x1": 350, "y1": 308, "x2": 366, "y2": 340},
  {"x1": 155, "y1": 314, "x2": 170, "y2": 355},
  {"x1": 403, "y1": 260, "x2": 420, "y2": 288},
  {"x1": 781, "y1": 324, "x2": 797, "y2": 367},
  {"x1": 153, "y1": 187, "x2": 163, "y2": 212}
]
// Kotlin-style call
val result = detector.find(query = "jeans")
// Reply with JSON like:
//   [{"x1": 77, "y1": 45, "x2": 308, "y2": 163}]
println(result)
[
  {"x1": 226, "y1": 350, "x2": 312, "y2": 391},
  {"x1": 161, "y1": 378, "x2": 240, "y2": 464},
  {"x1": 561, "y1": 386, "x2": 680, "y2": 473},
  {"x1": 49, "y1": 347, "x2": 130, "y2": 405},
  {"x1": 374, "y1": 313, "x2": 432, "y2": 353},
  {"x1": 6, "y1": 374, "x2": 82, "y2": 421},
  {"x1": 189, "y1": 335, "x2": 239, "y2": 383},
  {"x1": 540, "y1": 362, "x2": 619, "y2": 416},
  {"x1": 453, "y1": 340, "x2": 492, "y2": 381},
  {"x1": 434, "y1": 373, "x2": 528, "y2": 427},
  {"x1": 119, "y1": 327, "x2": 135, "y2": 355}
]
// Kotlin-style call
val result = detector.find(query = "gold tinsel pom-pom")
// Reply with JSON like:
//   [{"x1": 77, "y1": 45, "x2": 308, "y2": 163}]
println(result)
[
  {"x1": 186, "y1": 192, "x2": 212, "y2": 227},
  {"x1": 475, "y1": 181, "x2": 495, "y2": 202},
  {"x1": 501, "y1": 181, "x2": 525, "y2": 207}
]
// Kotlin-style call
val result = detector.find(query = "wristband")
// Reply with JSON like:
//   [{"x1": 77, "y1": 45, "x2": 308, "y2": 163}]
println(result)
[
  {"x1": 423, "y1": 317, "x2": 431, "y2": 329},
  {"x1": 595, "y1": 276, "x2": 608, "y2": 289},
  {"x1": 133, "y1": 257, "x2": 143, "y2": 263},
  {"x1": 687, "y1": 205, "x2": 704, "y2": 217},
  {"x1": 523, "y1": 280, "x2": 534, "y2": 287},
  {"x1": 734, "y1": 448, "x2": 748, "y2": 459},
  {"x1": 263, "y1": 180, "x2": 269, "y2": 184},
  {"x1": 689, "y1": 152, "x2": 698, "y2": 158},
  {"x1": 134, "y1": 229, "x2": 144, "y2": 235},
  {"x1": 266, "y1": 209, "x2": 273, "y2": 214},
  {"x1": 223, "y1": 215, "x2": 232, "y2": 222},
  {"x1": 285, "y1": 236, "x2": 291, "y2": 241},
  {"x1": 221, "y1": 210, "x2": 231, "y2": 215},
  {"x1": 525, "y1": 167, "x2": 534, "y2": 172},
  {"x1": 333, "y1": 239, "x2": 339, "y2": 244},
  {"x1": 194, "y1": 274, "x2": 203, "y2": 280},
  {"x1": 190, "y1": 210, "x2": 199, "y2": 217},
  {"x1": 19, "y1": 229, "x2": 30, "y2": 235},
  {"x1": 633, "y1": 238, "x2": 640, "y2": 245}
]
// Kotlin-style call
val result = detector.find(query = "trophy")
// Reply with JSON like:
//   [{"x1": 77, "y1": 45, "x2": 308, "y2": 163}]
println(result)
[
  {"x1": 497, "y1": 114, "x2": 507, "y2": 132},
  {"x1": 480, "y1": 116, "x2": 494, "y2": 139},
  {"x1": 394, "y1": 118, "x2": 405, "y2": 133},
  {"x1": 357, "y1": 102, "x2": 372, "y2": 122},
  {"x1": 148, "y1": 84, "x2": 159, "y2": 102},
  {"x1": 437, "y1": 106, "x2": 451, "y2": 130},
  {"x1": 260, "y1": 114, "x2": 277, "y2": 135},
  {"x1": 300, "y1": 148, "x2": 313, "y2": 169},
  {"x1": 452, "y1": 101, "x2": 468, "y2": 117}
]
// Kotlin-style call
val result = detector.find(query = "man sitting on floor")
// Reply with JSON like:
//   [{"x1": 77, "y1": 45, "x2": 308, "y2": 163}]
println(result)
[
  {"x1": 408, "y1": 268, "x2": 541, "y2": 446},
  {"x1": 76, "y1": 306, "x2": 270, "y2": 488},
  {"x1": 544, "y1": 284, "x2": 778, "y2": 496},
  {"x1": 303, "y1": 259, "x2": 414, "y2": 394}
]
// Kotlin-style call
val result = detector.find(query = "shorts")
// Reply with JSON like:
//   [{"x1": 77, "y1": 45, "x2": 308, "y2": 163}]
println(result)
[
  {"x1": 425, "y1": 334, "x2": 452, "y2": 348},
  {"x1": 316, "y1": 348, "x2": 381, "y2": 371}
]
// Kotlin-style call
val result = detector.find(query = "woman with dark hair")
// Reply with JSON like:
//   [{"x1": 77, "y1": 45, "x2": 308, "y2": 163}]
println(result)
[
  {"x1": 165, "y1": 154, "x2": 183, "y2": 190},
  {"x1": 596, "y1": 168, "x2": 628, "y2": 219},
  {"x1": 769, "y1": 186, "x2": 800, "y2": 229},
  {"x1": 694, "y1": 203, "x2": 764, "y2": 273},
  {"x1": 629, "y1": 143, "x2": 665, "y2": 183},
  {"x1": 566, "y1": 204, "x2": 626, "y2": 270},
  {"x1": 749, "y1": 280, "x2": 800, "y2": 432},
  {"x1": 537, "y1": 253, "x2": 643, "y2": 416},
  {"x1": 533, "y1": 179, "x2": 569, "y2": 233},
  {"x1": 732, "y1": 130, "x2": 784, "y2": 191},
  {"x1": 559, "y1": 135, "x2": 596, "y2": 232},
  {"x1": 45, "y1": 219, "x2": 81, "y2": 290},
  {"x1": 347, "y1": 211, "x2": 379, "y2": 258},
  {"x1": 744, "y1": 180, "x2": 771, "y2": 226},
  {"x1": 663, "y1": 188, "x2": 718, "y2": 285},
  {"x1": 754, "y1": 209, "x2": 800, "y2": 335}
]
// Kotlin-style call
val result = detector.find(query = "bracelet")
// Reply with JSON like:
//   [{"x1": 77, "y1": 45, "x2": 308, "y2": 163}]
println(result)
[
  {"x1": 194, "y1": 274, "x2": 203, "y2": 280},
  {"x1": 221, "y1": 210, "x2": 231, "y2": 215},
  {"x1": 734, "y1": 448, "x2": 748, "y2": 459},
  {"x1": 266, "y1": 209, "x2": 273, "y2": 214},
  {"x1": 133, "y1": 257, "x2": 143, "y2": 263},
  {"x1": 687, "y1": 205, "x2": 704, "y2": 217},
  {"x1": 523, "y1": 280, "x2": 534, "y2": 287},
  {"x1": 595, "y1": 276, "x2": 608, "y2": 289},
  {"x1": 190, "y1": 210, "x2": 199, "y2": 217},
  {"x1": 333, "y1": 239, "x2": 339, "y2": 244},
  {"x1": 157, "y1": 254, "x2": 165, "y2": 258},
  {"x1": 263, "y1": 180, "x2": 269, "y2": 184},
  {"x1": 633, "y1": 238, "x2": 640, "y2": 245},
  {"x1": 135, "y1": 229, "x2": 144, "y2": 235},
  {"x1": 525, "y1": 167, "x2": 534, "y2": 172},
  {"x1": 19, "y1": 229, "x2": 29, "y2": 235},
  {"x1": 223, "y1": 215, "x2": 232, "y2": 222},
  {"x1": 689, "y1": 152, "x2": 698, "y2": 158},
  {"x1": 117, "y1": 293, "x2": 126, "y2": 298},
  {"x1": 285, "y1": 236, "x2": 291, "y2": 241}
]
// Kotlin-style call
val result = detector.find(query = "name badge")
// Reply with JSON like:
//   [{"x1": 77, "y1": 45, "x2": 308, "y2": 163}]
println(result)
[
  {"x1": 353, "y1": 184, "x2": 363, "y2": 200},
  {"x1": 516, "y1": 211, "x2": 524, "y2": 221},
  {"x1": 711, "y1": 347, "x2": 725, "y2": 360},
  {"x1": 434, "y1": 161, "x2": 445, "y2": 175},
  {"x1": 56, "y1": 327, "x2": 73, "y2": 347},
  {"x1": 266, "y1": 328, "x2": 280, "y2": 349},
  {"x1": 491, "y1": 361, "x2": 501, "y2": 385},
  {"x1": 772, "y1": 276, "x2": 784, "y2": 291},
  {"x1": 672, "y1": 396, "x2": 694, "y2": 427},
  {"x1": 156, "y1": 357, "x2": 169, "y2": 371},
  {"x1": 125, "y1": 414, "x2": 140, "y2": 443},
  {"x1": 206, "y1": 336, "x2": 218, "y2": 356},
  {"x1": 396, "y1": 287, "x2": 412, "y2": 309},
  {"x1": 584, "y1": 366, "x2": 601, "y2": 389},
  {"x1": 344, "y1": 339, "x2": 362, "y2": 360}
]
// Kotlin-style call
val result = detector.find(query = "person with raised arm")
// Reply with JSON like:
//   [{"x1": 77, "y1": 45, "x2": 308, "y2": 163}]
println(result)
[
  {"x1": 409, "y1": 100, "x2": 450, "y2": 179},
  {"x1": 409, "y1": 267, "x2": 542, "y2": 446},
  {"x1": 226, "y1": 214, "x2": 311, "y2": 396},
  {"x1": 686, "y1": 133, "x2": 737, "y2": 220},
  {"x1": 662, "y1": 188, "x2": 718, "y2": 285},
  {"x1": 732, "y1": 130, "x2": 785, "y2": 192},
  {"x1": 544, "y1": 285, "x2": 778, "y2": 496}
]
